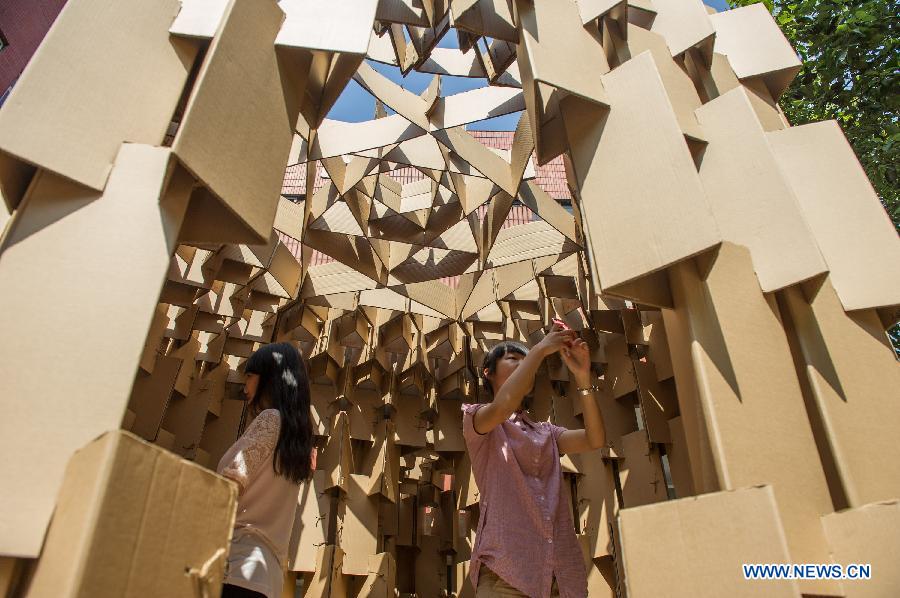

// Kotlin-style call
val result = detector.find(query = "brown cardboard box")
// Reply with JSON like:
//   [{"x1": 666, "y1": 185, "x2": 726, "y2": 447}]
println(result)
[
  {"x1": 618, "y1": 485, "x2": 799, "y2": 598},
  {"x1": 821, "y1": 500, "x2": 900, "y2": 598},
  {"x1": 25, "y1": 430, "x2": 237, "y2": 598},
  {"x1": 767, "y1": 120, "x2": 900, "y2": 312}
]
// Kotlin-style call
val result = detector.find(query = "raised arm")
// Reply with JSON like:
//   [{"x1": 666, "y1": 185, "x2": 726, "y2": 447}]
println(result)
[
  {"x1": 473, "y1": 325, "x2": 577, "y2": 434},
  {"x1": 556, "y1": 337, "x2": 607, "y2": 454}
]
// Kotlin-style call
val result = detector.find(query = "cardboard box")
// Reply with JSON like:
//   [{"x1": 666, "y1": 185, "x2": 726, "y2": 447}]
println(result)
[
  {"x1": 25, "y1": 430, "x2": 237, "y2": 598},
  {"x1": 821, "y1": 500, "x2": 900, "y2": 598},
  {"x1": 767, "y1": 120, "x2": 900, "y2": 312},
  {"x1": 561, "y1": 51, "x2": 721, "y2": 300},
  {"x1": 618, "y1": 485, "x2": 799, "y2": 597}
]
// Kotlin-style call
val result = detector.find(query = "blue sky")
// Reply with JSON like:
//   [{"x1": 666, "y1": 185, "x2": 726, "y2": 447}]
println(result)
[{"x1": 327, "y1": 0, "x2": 731, "y2": 129}]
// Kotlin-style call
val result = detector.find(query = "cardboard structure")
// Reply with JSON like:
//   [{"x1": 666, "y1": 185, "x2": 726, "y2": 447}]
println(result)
[{"x1": 0, "y1": 0, "x2": 898, "y2": 596}]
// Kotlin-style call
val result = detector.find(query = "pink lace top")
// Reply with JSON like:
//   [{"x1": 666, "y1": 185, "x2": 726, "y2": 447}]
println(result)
[
  {"x1": 216, "y1": 409, "x2": 301, "y2": 565},
  {"x1": 462, "y1": 403, "x2": 587, "y2": 597}
]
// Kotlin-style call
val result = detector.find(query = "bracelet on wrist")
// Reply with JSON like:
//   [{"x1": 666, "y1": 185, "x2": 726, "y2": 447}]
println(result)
[{"x1": 575, "y1": 384, "x2": 601, "y2": 397}]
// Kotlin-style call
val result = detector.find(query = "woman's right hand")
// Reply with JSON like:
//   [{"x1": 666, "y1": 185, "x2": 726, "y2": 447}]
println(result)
[{"x1": 535, "y1": 322, "x2": 578, "y2": 357}]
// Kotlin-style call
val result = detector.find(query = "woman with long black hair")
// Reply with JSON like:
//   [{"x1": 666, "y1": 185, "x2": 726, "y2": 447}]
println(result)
[{"x1": 217, "y1": 342, "x2": 314, "y2": 598}]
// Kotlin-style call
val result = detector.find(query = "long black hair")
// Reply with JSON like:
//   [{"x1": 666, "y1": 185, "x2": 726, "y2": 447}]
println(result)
[{"x1": 245, "y1": 342, "x2": 313, "y2": 484}]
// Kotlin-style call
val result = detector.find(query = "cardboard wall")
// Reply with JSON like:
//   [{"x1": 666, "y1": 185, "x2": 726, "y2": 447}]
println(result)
[{"x1": 1, "y1": 0, "x2": 898, "y2": 595}]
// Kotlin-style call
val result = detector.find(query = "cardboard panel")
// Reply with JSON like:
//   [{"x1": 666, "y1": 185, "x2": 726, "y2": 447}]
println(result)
[
  {"x1": 561, "y1": 51, "x2": 720, "y2": 295},
  {"x1": 766, "y1": 121, "x2": 900, "y2": 312},
  {"x1": 694, "y1": 87, "x2": 826, "y2": 292},
  {"x1": 340, "y1": 474, "x2": 380, "y2": 575},
  {"x1": 618, "y1": 485, "x2": 799, "y2": 598},
  {"x1": 619, "y1": 430, "x2": 667, "y2": 507},
  {"x1": 577, "y1": 451, "x2": 619, "y2": 560},
  {"x1": 665, "y1": 416, "x2": 695, "y2": 498},
  {"x1": 276, "y1": 0, "x2": 378, "y2": 54},
  {"x1": 708, "y1": 3, "x2": 802, "y2": 99},
  {"x1": 625, "y1": 25, "x2": 705, "y2": 141},
  {"x1": 780, "y1": 278, "x2": 900, "y2": 507},
  {"x1": 0, "y1": 144, "x2": 188, "y2": 557},
  {"x1": 289, "y1": 470, "x2": 332, "y2": 572},
  {"x1": 821, "y1": 500, "x2": 900, "y2": 598},
  {"x1": 0, "y1": 0, "x2": 194, "y2": 198},
  {"x1": 173, "y1": 0, "x2": 294, "y2": 244},
  {"x1": 634, "y1": 361, "x2": 677, "y2": 443},
  {"x1": 648, "y1": 0, "x2": 715, "y2": 59},
  {"x1": 320, "y1": 411, "x2": 354, "y2": 493},
  {"x1": 128, "y1": 355, "x2": 182, "y2": 442},
  {"x1": 665, "y1": 243, "x2": 839, "y2": 596},
  {"x1": 25, "y1": 431, "x2": 237, "y2": 598}
]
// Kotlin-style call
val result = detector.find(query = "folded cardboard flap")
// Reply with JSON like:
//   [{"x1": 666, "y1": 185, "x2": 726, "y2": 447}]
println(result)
[
  {"x1": 26, "y1": 430, "x2": 237, "y2": 598},
  {"x1": 618, "y1": 485, "x2": 799, "y2": 598},
  {"x1": 0, "y1": 0, "x2": 194, "y2": 201}
]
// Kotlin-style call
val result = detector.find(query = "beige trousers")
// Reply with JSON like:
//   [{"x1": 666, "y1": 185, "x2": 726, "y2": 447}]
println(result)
[{"x1": 475, "y1": 566, "x2": 559, "y2": 597}]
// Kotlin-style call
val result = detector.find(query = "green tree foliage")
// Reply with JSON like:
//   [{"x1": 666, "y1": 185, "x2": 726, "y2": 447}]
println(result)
[
  {"x1": 729, "y1": 0, "x2": 899, "y2": 354},
  {"x1": 728, "y1": 0, "x2": 898, "y2": 227}
]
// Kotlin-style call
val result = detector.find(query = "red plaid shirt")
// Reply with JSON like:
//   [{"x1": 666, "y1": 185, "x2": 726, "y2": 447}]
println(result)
[{"x1": 462, "y1": 403, "x2": 587, "y2": 597}]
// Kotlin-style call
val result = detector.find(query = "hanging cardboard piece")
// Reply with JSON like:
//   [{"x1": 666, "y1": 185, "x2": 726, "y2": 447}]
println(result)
[
  {"x1": 664, "y1": 243, "x2": 839, "y2": 596},
  {"x1": 694, "y1": 87, "x2": 826, "y2": 292},
  {"x1": 634, "y1": 362, "x2": 677, "y2": 444},
  {"x1": 619, "y1": 430, "x2": 667, "y2": 507},
  {"x1": 618, "y1": 485, "x2": 799, "y2": 598},
  {"x1": 0, "y1": 0, "x2": 195, "y2": 200},
  {"x1": 515, "y1": 0, "x2": 610, "y2": 163},
  {"x1": 199, "y1": 397, "x2": 247, "y2": 468},
  {"x1": 173, "y1": 0, "x2": 294, "y2": 244},
  {"x1": 428, "y1": 86, "x2": 525, "y2": 131},
  {"x1": 434, "y1": 399, "x2": 466, "y2": 452},
  {"x1": 648, "y1": 0, "x2": 715, "y2": 62},
  {"x1": 312, "y1": 115, "x2": 427, "y2": 160},
  {"x1": 304, "y1": 545, "x2": 349, "y2": 598},
  {"x1": 451, "y1": 0, "x2": 517, "y2": 42},
  {"x1": 0, "y1": 144, "x2": 189, "y2": 557},
  {"x1": 419, "y1": 47, "x2": 487, "y2": 77},
  {"x1": 577, "y1": 451, "x2": 619, "y2": 560},
  {"x1": 665, "y1": 416, "x2": 695, "y2": 498},
  {"x1": 358, "y1": 552, "x2": 398, "y2": 598},
  {"x1": 766, "y1": 120, "x2": 900, "y2": 312},
  {"x1": 340, "y1": 474, "x2": 380, "y2": 575},
  {"x1": 708, "y1": 3, "x2": 802, "y2": 100},
  {"x1": 276, "y1": 0, "x2": 378, "y2": 54},
  {"x1": 288, "y1": 470, "x2": 331, "y2": 572},
  {"x1": 25, "y1": 431, "x2": 237, "y2": 598},
  {"x1": 169, "y1": 0, "x2": 229, "y2": 39},
  {"x1": 517, "y1": 180, "x2": 577, "y2": 242},
  {"x1": 561, "y1": 51, "x2": 721, "y2": 299},
  {"x1": 354, "y1": 62, "x2": 431, "y2": 129},
  {"x1": 128, "y1": 355, "x2": 182, "y2": 442},
  {"x1": 366, "y1": 421, "x2": 401, "y2": 503},
  {"x1": 625, "y1": 25, "x2": 706, "y2": 141},
  {"x1": 320, "y1": 411, "x2": 353, "y2": 493}
]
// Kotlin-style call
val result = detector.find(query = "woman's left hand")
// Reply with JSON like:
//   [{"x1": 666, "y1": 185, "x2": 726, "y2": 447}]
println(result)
[{"x1": 560, "y1": 337, "x2": 591, "y2": 378}]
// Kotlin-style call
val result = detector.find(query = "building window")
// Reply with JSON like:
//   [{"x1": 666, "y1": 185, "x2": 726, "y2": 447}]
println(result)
[{"x1": 0, "y1": 29, "x2": 7, "y2": 53}]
